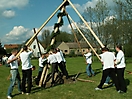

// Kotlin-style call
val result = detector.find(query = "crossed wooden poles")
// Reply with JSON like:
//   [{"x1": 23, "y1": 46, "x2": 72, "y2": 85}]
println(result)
[{"x1": 16, "y1": 0, "x2": 105, "y2": 87}]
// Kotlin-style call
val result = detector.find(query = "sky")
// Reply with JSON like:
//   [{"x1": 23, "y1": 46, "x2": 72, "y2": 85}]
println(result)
[{"x1": 0, "y1": 0, "x2": 115, "y2": 45}]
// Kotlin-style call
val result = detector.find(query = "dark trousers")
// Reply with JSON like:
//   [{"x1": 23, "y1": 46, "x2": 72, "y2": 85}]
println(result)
[
  {"x1": 116, "y1": 67, "x2": 127, "y2": 92},
  {"x1": 51, "y1": 63, "x2": 58, "y2": 84},
  {"x1": 98, "y1": 68, "x2": 119, "y2": 91},
  {"x1": 36, "y1": 67, "x2": 44, "y2": 85},
  {"x1": 22, "y1": 69, "x2": 32, "y2": 93},
  {"x1": 58, "y1": 61, "x2": 69, "y2": 78}
]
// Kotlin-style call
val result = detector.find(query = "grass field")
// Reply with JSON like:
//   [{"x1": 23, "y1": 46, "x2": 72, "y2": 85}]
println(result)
[{"x1": 0, "y1": 57, "x2": 132, "y2": 99}]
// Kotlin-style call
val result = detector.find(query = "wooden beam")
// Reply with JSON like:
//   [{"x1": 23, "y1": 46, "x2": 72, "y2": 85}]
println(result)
[
  {"x1": 67, "y1": 0, "x2": 105, "y2": 48},
  {"x1": 67, "y1": 14, "x2": 101, "y2": 61},
  {"x1": 16, "y1": 0, "x2": 67, "y2": 57},
  {"x1": 33, "y1": 28, "x2": 42, "y2": 56}
]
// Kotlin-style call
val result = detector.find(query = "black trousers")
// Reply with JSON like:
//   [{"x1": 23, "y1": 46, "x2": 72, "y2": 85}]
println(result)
[
  {"x1": 116, "y1": 67, "x2": 127, "y2": 92},
  {"x1": 51, "y1": 63, "x2": 58, "y2": 84},
  {"x1": 98, "y1": 68, "x2": 119, "y2": 91},
  {"x1": 22, "y1": 69, "x2": 32, "y2": 93},
  {"x1": 58, "y1": 61, "x2": 69, "y2": 78}
]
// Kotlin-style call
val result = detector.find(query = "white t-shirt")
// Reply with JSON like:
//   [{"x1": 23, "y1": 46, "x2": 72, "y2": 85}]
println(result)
[
  {"x1": 84, "y1": 52, "x2": 92, "y2": 64},
  {"x1": 101, "y1": 51, "x2": 116, "y2": 70},
  {"x1": 116, "y1": 50, "x2": 125, "y2": 68},
  {"x1": 55, "y1": 52, "x2": 63, "y2": 63},
  {"x1": 47, "y1": 53, "x2": 57, "y2": 64},
  {"x1": 39, "y1": 57, "x2": 47, "y2": 67},
  {"x1": 8, "y1": 55, "x2": 18, "y2": 69},
  {"x1": 20, "y1": 51, "x2": 33, "y2": 70}
]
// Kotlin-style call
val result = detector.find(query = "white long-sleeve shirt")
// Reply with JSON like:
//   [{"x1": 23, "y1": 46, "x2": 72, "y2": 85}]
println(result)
[
  {"x1": 84, "y1": 52, "x2": 92, "y2": 64},
  {"x1": 47, "y1": 53, "x2": 57, "y2": 64},
  {"x1": 39, "y1": 57, "x2": 47, "y2": 67}
]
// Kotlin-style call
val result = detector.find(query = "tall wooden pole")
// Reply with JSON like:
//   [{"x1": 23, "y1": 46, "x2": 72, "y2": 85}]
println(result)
[
  {"x1": 68, "y1": 14, "x2": 101, "y2": 61},
  {"x1": 67, "y1": 0, "x2": 104, "y2": 48},
  {"x1": 50, "y1": 6, "x2": 65, "y2": 46},
  {"x1": 33, "y1": 28, "x2": 42, "y2": 56},
  {"x1": 16, "y1": 0, "x2": 67, "y2": 57}
]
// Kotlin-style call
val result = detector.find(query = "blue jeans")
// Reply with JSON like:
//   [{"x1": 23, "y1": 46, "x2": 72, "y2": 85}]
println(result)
[
  {"x1": 7, "y1": 69, "x2": 21, "y2": 96},
  {"x1": 86, "y1": 64, "x2": 94, "y2": 76},
  {"x1": 105, "y1": 76, "x2": 111, "y2": 84}
]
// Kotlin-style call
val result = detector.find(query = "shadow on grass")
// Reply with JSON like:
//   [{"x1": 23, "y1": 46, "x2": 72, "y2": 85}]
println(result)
[{"x1": 94, "y1": 68, "x2": 102, "y2": 75}]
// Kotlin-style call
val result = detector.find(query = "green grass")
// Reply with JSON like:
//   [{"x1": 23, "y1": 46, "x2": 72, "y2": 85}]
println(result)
[{"x1": 0, "y1": 57, "x2": 132, "y2": 99}]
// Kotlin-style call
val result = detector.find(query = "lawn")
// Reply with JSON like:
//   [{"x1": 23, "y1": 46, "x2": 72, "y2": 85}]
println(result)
[{"x1": 0, "y1": 57, "x2": 132, "y2": 99}]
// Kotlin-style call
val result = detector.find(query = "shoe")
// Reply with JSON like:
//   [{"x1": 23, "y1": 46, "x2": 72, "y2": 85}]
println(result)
[
  {"x1": 92, "y1": 74, "x2": 95, "y2": 77},
  {"x1": 22, "y1": 92, "x2": 24, "y2": 94},
  {"x1": 87, "y1": 76, "x2": 91, "y2": 78},
  {"x1": 117, "y1": 90, "x2": 121, "y2": 93},
  {"x1": 95, "y1": 87, "x2": 102, "y2": 91},
  {"x1": 26, "y1": 93, "x2": 29, "y2": 95},
  {"x1": 104, "y1": 83, "x2": 109, "y2": 85},
  {"x1": 7, "y1": 96, "x2": 12, "y2": 99},
  {"x1": 118, "y1": 90, "x2": 125, "y2": 94}
]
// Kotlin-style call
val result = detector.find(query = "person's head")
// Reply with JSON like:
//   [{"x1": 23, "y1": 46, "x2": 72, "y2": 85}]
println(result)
[
  {"x1": 115, "y1": 44, "x2": 122, "y2": 52},
  {"x1": 56, "y1": 48, "x2": 60, "y2": 52},
  {"x1": 23, "y1": 45, "x2": 28, "y2": 51},
  {"x1": 101, "y1": 47, "x2": 109, "y2": 53},
  {"x1": 11, "y1": 49, "x2": 18, "y2": 55},
  {"x1": 41, "y1": 53, "x2": 45, "y2": 58},
  {"x1": 86, "y1": 48, "x2": 90, "y2": 53}
]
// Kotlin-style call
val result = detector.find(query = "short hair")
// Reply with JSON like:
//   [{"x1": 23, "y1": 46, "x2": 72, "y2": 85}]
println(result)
[
  {"x1": 116, "y1": 44, "x2": 122, "y2": 50},
  {"x1": 101, "y1": 47, "x2": 109, "y2": 51},
  {"x1": 23, "y1": 45, "x2": 28, "y2": 51},
  {"x1": 11, "y1": 49, "x2": 18, "y2": 53}
]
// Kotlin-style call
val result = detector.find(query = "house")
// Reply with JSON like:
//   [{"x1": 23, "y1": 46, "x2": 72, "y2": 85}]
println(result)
[
  {"x1": 29, "y1": 39, "x2": 46, "y2": 57},
  {"x1": 57, "y1": 41, "x2": 97, "y2": 55}
]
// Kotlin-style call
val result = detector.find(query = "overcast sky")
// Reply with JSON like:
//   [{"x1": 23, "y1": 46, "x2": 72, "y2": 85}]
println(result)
[{"x1": 0, "y1": 0, "x2": 116, "y2": 45}]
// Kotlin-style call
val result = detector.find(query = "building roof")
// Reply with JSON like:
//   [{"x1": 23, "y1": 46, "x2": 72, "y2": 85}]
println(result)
[
  {"x1": 66, "y1": 42, "x2": 93, "y2": 49},
  {"x1": 4, "y1": 44, "x2": 20, "y2": 49}
]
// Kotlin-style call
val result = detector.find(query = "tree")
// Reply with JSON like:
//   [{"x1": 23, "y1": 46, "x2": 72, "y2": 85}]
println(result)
[
  {"x1": 0, "y1": 40, "x2": 6, "y2": 55},
  {"x1": 41, "y1": 29, "x2": 51, "y2": 48}
]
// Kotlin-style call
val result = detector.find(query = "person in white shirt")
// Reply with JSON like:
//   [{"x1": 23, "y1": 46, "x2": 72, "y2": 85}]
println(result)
[
  {"x1": 20, "y1": 45, "x2": 33, "y2": 95},
  {"x1": 36, "y1": 54, "x2": 47, "y2": 85},
  {"x1": 47, "y1": 50, "x2": 58, "y2": 85},
  {"x1": 84, "y1": 49, "x2": 95, "y2": 77},
  {"x1": 115, "y1": 45, "x2": 127, "y2": 93},
  {"x1": 7, "y1": 49, "x2": 21, "y2": 99},
  {"x1": 95, "y1": 47, "x2": 119, "y2": 91},
  {"x1": 55, "y1": 48, "x2": 69, "y2": 79}
]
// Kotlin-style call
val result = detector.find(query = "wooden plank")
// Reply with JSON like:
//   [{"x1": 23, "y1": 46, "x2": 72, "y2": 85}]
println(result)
[
  {"x1": 67, "y1": 14, "x2": 101, "y2": 61},
  {"x1": 16, "y1": 0, "x2": 67, "y2": 57},
  {"x1": 67, "y1": 0, "x2": 104, "y2": 48}
]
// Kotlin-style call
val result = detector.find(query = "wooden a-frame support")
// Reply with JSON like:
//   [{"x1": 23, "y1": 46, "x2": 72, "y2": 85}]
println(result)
[{"x1": 16, "y1": 0, "x2": 104, "y2": 87}]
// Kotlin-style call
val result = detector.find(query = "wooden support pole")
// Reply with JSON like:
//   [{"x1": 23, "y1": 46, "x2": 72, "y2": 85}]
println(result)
[
  {"x1": 65, "y1": 13, "x2": 86, "y2": 61},
  {"x1": 68, "y1": 14, "x2": 101, "y2": 61},
  {"x1": 50, "y1": 6, "x2": 65, "y2": 45},
  {"x1": 33, "y1": 28, "x2": 42, "y2": 56},
  {"x1": 16, "y1": 0, "x2": 67, "y2": 57},
  {"x1": 67, "y1": 0, "x2": 105, "y2": 48},
  {"x1": 39, "y1": 64, "x2": 49, "y2": 87}
]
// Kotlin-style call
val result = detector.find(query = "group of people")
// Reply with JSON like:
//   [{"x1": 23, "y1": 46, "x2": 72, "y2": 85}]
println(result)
[
  {"x1": 6, "y1": 45, "x2": 69, "y2": 99},
  {"x1": 95, "y1": 45, "x2": 127, "y2": 93},
  {"x1": 35, "y1": 48, "x2": 69, "y2": 86},
  {"x1": 6, "y1": 44, "x2": 127, "y2": 99},
  {"x1": 7, "y1": 45, "x2": 34, "y2": 99}
]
